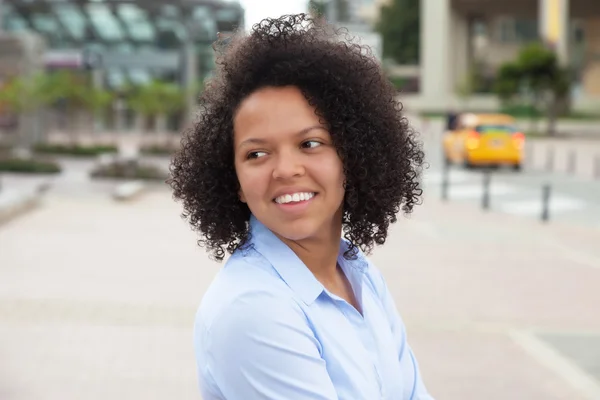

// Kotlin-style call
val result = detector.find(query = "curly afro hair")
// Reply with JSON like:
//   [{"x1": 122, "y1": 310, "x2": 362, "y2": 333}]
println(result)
[{"x1": 169, "y1": 13, "x2": 425, "y2": 261}]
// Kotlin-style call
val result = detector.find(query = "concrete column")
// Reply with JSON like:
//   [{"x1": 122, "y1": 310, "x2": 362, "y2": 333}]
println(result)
[
  {"x1": 420, "y1": 0, "x2": 452, "y2": 110},
  {"x1": 539, "y1": 0, "x2": 570, "y2": 65},
  {"x1": 582, "y1": 18, "x2": 600, "y2": 97},
  {"x1": 326, "y1": 0, "x2": 338, "y2": 23},
  {"x1": 451, "y1": 10, "x2": 470, "y2": 98}
]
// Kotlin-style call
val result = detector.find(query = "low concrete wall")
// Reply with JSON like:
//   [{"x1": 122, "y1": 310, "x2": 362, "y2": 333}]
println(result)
[{"x1": 0, "y1": 186, "x2": 44, "y2": 226}]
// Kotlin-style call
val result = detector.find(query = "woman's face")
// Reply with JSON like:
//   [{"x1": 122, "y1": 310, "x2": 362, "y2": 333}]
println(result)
[{"x1": 233, "y1": 86, "x2": 346, "y2": 243}]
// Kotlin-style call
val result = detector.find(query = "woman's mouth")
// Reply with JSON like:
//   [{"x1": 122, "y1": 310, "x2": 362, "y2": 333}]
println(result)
[{"x1": 273, "y1": 192, "x2": 316, "y2": 204}]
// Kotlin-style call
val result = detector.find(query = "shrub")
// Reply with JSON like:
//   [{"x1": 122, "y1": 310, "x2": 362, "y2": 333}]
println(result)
[
  {"x1": 0, "y1": 157, "x2": 61, "y2": 174},
  {"x1": 140, "y1": 144, "x2": 178, "y2": 156},
  {"x1": 34, "y1": 143, "x2": 118, "y2": 156},
  {"x1": 90, "y1": 159, "x2": 167, "y2": 181}
]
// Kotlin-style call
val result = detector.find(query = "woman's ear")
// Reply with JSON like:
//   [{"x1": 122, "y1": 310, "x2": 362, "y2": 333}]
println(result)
[{"x1": 238, "y1": 190, "x2": 246, "y2": 203}]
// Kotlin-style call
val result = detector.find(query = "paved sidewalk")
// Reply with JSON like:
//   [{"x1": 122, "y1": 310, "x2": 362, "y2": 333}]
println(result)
[
  {"x1": 0, "y1": 188, "x2": 599, "y2": 399},
  {"x1": 376, "y1": 193, "x2": 600, "y2": 400}
]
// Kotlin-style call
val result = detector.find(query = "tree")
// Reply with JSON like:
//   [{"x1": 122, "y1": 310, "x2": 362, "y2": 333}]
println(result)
[
  {"x1": 375, "y1": 0, "x2": 420, "y2": 65},
  {"x1": 0, "y1": 70, "x2": 114, "y2": 146},
  {"x1": 126, "y1": 80, "x2": 185, "y2": 134},
  {"x1": 494, "y1": 43, "x2": 572, "y2": 136},
  {"x1": 0, "y1": 73, "x2": 56, "y2": 146},
  {"x1": 42, "y1": 70, "x2": 113, "y2": 143}
]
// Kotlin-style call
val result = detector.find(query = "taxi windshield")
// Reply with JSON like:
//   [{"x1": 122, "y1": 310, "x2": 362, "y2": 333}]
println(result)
[{"x1": 475, "y1": 124, "x2": 516, "y2": 134}]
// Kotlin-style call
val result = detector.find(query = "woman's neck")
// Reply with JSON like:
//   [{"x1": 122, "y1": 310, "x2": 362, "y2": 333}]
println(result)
[
  {"x1": 278, "y1": 217, "x2": 343, "y2": 282},
  {"x1": 280, "y1": 218, "x2": 360, "y2": 312}
]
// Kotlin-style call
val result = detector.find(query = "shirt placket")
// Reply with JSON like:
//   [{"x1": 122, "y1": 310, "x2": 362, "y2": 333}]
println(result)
[{"x1": 334, "y1": 298, "x2": 386, "y2": 399}]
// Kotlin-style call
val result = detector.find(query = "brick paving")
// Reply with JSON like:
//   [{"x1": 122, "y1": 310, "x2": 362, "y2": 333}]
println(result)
[{"x1": 0, "y1": 181, "x2": 599, "y2": 399}]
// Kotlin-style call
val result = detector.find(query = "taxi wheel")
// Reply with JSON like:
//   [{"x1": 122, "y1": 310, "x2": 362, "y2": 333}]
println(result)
[
  {"x1": 512, "y1": 163, "x2": 523, "y2": 172},
  {"x1": 463, "y1": 159, "x2": 475, "y2": 170}
]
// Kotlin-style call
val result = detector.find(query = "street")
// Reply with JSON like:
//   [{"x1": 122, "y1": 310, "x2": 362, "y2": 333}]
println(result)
[{"x1": 416, "y1": 116, "x2": 600, "y2": 231}]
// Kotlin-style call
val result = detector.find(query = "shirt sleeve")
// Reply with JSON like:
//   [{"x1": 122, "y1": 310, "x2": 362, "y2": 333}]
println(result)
[
  {"x1": 371, "y1": 266, "x2": 436, "y2": 400},
  {"x1": 201, "y1": 291, "x2": 339, "y2": 400}
]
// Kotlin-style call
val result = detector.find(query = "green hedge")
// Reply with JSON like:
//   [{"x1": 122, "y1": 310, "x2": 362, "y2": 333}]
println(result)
[
  {"x1": 0, "y1": 158, "x2": 61, "y2": 174},
  {"x1": 140, "y1": 144, "x2": 178, "y2": 156},
  {"x1": 34, "y1": 143, "x2": 118, "y2": 156},
  {"x1": 499, "y1": 104, "x2": 543, "y2": 118},
  {"x1": 90, "y1": 160, "x2": 167, "y2": 181}
]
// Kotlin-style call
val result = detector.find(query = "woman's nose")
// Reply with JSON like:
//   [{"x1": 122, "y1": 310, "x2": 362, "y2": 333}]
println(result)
[{"x1": 272, "y1": 151, "x2": 305, "y2": 180}]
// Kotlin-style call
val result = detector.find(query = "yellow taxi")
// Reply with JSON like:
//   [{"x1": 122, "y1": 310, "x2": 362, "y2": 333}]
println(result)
[{"x1": 442, "y1": 113, "x2": 525, "y2": 171}]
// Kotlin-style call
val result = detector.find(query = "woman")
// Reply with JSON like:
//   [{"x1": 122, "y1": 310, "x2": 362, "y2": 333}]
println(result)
[{"x1": 169, "y1": 13, "x2": 434, "y2": 400}]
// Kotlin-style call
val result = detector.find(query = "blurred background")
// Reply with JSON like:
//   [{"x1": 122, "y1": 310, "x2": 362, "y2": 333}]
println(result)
[{"x1": 1, "y1": 0, "x2": 599, "y2": 399}]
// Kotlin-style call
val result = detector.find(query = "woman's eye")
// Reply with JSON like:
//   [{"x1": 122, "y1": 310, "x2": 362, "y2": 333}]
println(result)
[
  {"x1": 302, "y1": 140, "x2": 322, "y2": 149},
  {"x1": 247, "y1": 151, "x2": 267, "y2": 159}
]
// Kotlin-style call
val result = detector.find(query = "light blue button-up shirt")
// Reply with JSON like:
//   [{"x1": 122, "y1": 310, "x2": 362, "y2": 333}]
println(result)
[{"x1": 194, "y1": 215, "x2": 434, "y2": 399}]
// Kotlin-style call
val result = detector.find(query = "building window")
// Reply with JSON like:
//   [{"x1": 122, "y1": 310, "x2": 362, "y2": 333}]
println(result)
[
  {"x1": 515, "y1": 19, "x2": 538, "y2": 42},
  {"x1": 496, "y1": 17, "x2": 538, "y2": 43},
  {"x1": 497, "y1": 18, "x2": 514, "y2": 42}
]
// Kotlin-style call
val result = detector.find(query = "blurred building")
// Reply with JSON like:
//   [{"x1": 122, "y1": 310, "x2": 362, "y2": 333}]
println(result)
[
  {"x1": 0, "y1": 0, "x2": 244, "y2": 88},
  {"x1": 324, "y1": 0, "x2": 383, "y2": 60},
  {"x1": 420, "y1": 0, "x2": 600, "y2": 112},
  {"x1": 367, "y1": 0, "x2": 600, "y2": 113}
]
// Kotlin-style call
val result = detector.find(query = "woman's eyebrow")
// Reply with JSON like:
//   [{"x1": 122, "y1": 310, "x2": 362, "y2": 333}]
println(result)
[
  {"x1": 238, "y1": 125, "x2": 327, "y2": 149},
  {"x1": 296, "y1": 125, "x2": 326, "y2": 136}
]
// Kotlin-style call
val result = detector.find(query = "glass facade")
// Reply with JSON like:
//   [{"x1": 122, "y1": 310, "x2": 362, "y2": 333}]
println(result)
[{"x1": 1, "y1": 0, "x2": 245, "y2": 86}]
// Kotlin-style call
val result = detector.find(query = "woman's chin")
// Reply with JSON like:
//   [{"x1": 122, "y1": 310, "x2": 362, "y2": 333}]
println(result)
[{"x1": 270, "y1": 220, "x2": 321, "y2": 243}]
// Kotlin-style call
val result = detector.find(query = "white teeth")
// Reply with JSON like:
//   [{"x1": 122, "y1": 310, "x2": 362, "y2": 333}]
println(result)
[{"x1": 275, "y1": 192, "x2": 315, "y2": 204}]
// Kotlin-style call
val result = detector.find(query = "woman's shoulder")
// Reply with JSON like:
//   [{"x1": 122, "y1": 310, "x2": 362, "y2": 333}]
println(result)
[
  {"x1": 196, "y1": 248, "x2": 305, "y2": 332},
  {"x1": 359, "y1": 256, "x2": 391, "y2": 300}
]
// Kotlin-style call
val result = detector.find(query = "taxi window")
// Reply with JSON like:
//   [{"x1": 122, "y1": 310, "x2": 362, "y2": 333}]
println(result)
[{"x1": 475, "y1": 124, "x2": 516, "y2": 134}]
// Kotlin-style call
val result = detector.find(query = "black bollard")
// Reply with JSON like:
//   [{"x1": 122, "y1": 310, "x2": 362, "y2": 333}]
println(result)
[
  {"x1": 545, "y1": 147, "x2": 555, "y2": 172},
  {"x1": 541, "y1": 184, "x2": 551, "y2": 222},
  {"x1": 567, "y1": 150, "x2": 577, "y2": 175},
  {"x1": 482, "y1": 169, "x2": 491, "y2": 210}
]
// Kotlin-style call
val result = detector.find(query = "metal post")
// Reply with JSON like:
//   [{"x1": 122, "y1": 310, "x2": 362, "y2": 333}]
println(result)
[
  {"x1": 541, "y1": 184, "x2": 551, "y2": 222},
  {"x1": 545, "y1": 146, "x2": 554, "y2": 172},
  {"x1": 441, "y1": 162, "x2": 449, "y2": 201},
  {"x1": 594, "y1": 155, "x2": 600, "y2": 180},
  {"x1": 567, "y1": 150, "x2": 576, "y2": 175},
  {"x1": 92, "y1": 67, "x2": 104, "y2": 134},
  {"x1": 183, "y1": 16, "x2": 198, "y2": 129},
  {"x1": 482, "y1": 169, "x2": 491, "y2": 210}
]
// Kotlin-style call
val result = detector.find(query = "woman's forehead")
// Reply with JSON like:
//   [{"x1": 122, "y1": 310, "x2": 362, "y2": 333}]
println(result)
[{"x1": 233, "y1": 87, "x2": 322, "y2": 140}]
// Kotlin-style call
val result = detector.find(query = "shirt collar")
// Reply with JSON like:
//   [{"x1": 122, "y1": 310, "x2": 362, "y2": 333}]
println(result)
[{"x1": 247, "y1": 215, "x2": 368, "y2": 305}]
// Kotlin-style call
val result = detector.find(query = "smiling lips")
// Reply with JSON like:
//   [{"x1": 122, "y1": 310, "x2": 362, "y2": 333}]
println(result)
[{"x1": 274, "y1": 192, "x2": 316, "y2": 204}]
